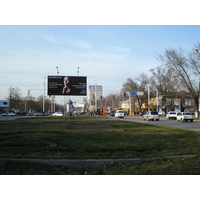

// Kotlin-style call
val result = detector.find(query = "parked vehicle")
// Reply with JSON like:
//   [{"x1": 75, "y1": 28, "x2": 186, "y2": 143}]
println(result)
[
  {"x1": 176, "y1": 112, "x2": 194, "y2": 122},
  {"x1": 166, "y1": 111, "x2": 177, "y2": 120},
  {"x1": 52, "y1": 112, "x2": 64, "y2": 116},
  {"x1": 34, "y1": 112, "x2": 44, "y2": 116},
  {"x1": 115, "y1": 110, "x2": 124, "y2": 118},
  {"x1": 2, "y1": 112, "x2": 16, "y2": 116},
  {"x1": 102, "y1": 108, "x2": 109, "y2": 115},
  {"x1": 73, "y1": 112, "x2": 79, "y2": 116},
  {"x1": 124, "y1": 111, "x2": 128, "y2": 116},
  {"x1": 26, "y1": 113, "x2": 34, "y2": 116},
  {"x1": 110, "y1": 110, "x2": 116, "y2": 117},
  {"x1": 158, "y1": 111, "x2": 165, "y2": 116},
  {"x1": 143, "y1": 111, "x2": 160, "y2": 121},
  {"x1": 140, "y1": 112, "x2": 144, "y2": 116}
]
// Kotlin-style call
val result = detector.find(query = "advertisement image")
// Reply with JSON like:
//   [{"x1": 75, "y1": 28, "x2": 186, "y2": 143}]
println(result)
[{"x1": 48, "y1": 76, "x2": 87, "y2": 96}]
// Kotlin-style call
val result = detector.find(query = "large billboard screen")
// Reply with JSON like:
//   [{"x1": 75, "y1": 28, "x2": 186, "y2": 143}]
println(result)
[
  {"x1": 48, "y1": 76, "x2": 87, "y2": 96},
  {"x1": 0, "y1": 100, "x2": 9, "y2": 108}
]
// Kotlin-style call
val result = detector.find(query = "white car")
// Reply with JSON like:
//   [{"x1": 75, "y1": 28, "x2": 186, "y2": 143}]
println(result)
[
  {"x1": 52, "y1": 112, "x2": 64, "y2": 116},
  {"x1": 2, "y1": 112, "x2": 16, "y2": 116},
  {"x1": 176, "y1": 112, "x2": 194, "y2": 122},
  {"x1": 115, "y1": 110, "x2": 124, "y2": 118},
  {"x1": 143, "y1": 111, "x2": 160, "y2": 121},
  {"x1": 166, "y1": 111, "x2": 177, "y2": 120}
]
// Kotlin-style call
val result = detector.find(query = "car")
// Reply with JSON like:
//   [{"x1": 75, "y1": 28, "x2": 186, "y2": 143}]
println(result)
[
  {"x1": 124, "y1": 111, "x2": 128, "y2": 116},
  {"x1": 140, "y1": 112, "x2": 144, "y2": 116},
  {"x1": 143, "y1": 111, "x2": 160, "y2": 121},
  {"x1": 115, "y1": 109, "x2": 124, "y2": 118},
  {"x1": 110, "y1": 110, "x2": 116, "y2": 117},
  {"x1": 166, "y1": 111, "x2": 177, "y2": 120},
  {"x1": 2, "y1": 112, "x2": 16, "y2": 116},
  {"x1": 176, "y1": 112, "x2": 194, "y2": 122},
  {"x1": 79, "y1": 112, "x2": 86, "y2": 115},
  {"x1": 26, "y1": 113, "x2": 34, "y2": 116},
  {"x1": 52, "y1": 112, "x2": 64, "y2": 116},
  {"x1": 34, "y1": 112, "x2": 43, "y2": 116},
  {"x1": 73, "y1": 112, "x2": 79, "y2": 116}
]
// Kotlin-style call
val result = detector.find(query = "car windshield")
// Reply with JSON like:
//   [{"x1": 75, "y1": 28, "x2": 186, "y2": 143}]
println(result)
[{"x1": 151, "y1": 112, "x2": 158, "y2": 115}]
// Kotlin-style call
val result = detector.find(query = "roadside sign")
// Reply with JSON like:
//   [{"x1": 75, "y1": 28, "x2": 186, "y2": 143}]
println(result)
[
  {"x1": 137, "y1": 92, "x2": 144, "y2": 96},
  {"x1": 0, "y1": 100, "x2": 9, "y2": 108},
  {"x1": 130, "y1": 92, "x2": 137, "y2": 96}
]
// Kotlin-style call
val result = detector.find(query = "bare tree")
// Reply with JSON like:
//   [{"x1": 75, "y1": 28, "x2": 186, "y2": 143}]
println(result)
[
  {"x1": 149, "y1": 66, "x2": 180, "y2": 95},
  {"x1": 7, "y1": 87, "x2": 21, "y2": 111},
  {"x1": 105, "y1": 92, "x2": 122, "y2": 110},
  {"x1": 158, "y1": 47, "x2": 199, "y2": 116},
  {"x1": 121, "y1": 78, "x2": 139, "y2": 92},
  {"x1": 121, "y1": 77, "x2": 145, "y2": 113},
  {"x1": 135, "y1": 73, "x2": 150, "y2": 111},
  {"x1": 189, "y1": 43, "x2": 200, "y2": 76}
]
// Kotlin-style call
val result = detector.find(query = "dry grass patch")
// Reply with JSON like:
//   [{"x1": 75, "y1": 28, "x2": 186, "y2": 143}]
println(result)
[{"x1": 70, "y1": 123, "x2": 120, "y2": 131}]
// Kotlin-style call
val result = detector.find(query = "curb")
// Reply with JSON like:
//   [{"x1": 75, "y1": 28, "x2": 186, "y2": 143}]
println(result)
[{"x1": 1, "y1": 154, "x2": 198, "y2": 167}]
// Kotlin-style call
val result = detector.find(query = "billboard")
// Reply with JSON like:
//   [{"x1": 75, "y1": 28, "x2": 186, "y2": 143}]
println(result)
[
  {"x1": 0, "y1": 100, "x2": 9, "y2": 108},
  {"x1": 48, "y1": 76, "x2": 87, "y2": 96}
]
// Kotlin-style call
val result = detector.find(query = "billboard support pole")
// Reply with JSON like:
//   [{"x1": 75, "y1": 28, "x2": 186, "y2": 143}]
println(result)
[
  {"x1": 95, "y1": 80, "x2": 97, "y2": 112},
  {"x1": 43, "y1": 77, "x2": 46, "y2": 113},
  {"x1": 129, "y1": 92, "x2": 131, "y2": 115},
  {"x1": 63, "y1": 95, "x2": 66, "y2": 121}
]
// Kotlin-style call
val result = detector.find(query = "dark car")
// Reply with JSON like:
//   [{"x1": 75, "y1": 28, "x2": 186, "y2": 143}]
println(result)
[
  {"x1": 110, "y1": 110, "x2": 116, "y2": 117},
  {"x1": 124, "y1": 111, "x2": 128, "y2": 116}
]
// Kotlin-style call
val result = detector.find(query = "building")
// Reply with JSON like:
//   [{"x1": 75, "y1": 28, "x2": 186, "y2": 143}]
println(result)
[
  {"x1": 87, "y1": 85, "x2": 103, "y2": 105},
  {"x1": 119, "y1": 92, "x2": 195, "y2": 116}
]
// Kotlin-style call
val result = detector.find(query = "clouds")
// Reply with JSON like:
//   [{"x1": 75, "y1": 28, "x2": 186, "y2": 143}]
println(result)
[{"x1": 1, "y1": 25, "x2": 200, "y2": 102}]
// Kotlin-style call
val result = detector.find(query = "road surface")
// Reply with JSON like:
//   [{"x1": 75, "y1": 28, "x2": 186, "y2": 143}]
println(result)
[{"x1": 123, "y1": 115, "x2": 200, "y2": 132}]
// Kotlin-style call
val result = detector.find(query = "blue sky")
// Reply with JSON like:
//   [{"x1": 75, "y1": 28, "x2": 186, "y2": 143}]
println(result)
[{"x1": 1, "y1": 25, "x2": 200, "y2": 104}]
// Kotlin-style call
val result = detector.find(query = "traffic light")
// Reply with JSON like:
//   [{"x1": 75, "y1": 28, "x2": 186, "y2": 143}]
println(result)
[{"x1": 124, "y1": 92, "x2": 129, "y2": 97}]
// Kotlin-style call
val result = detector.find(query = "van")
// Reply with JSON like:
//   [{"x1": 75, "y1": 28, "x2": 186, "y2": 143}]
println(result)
[{"x1": 115, "y1": 110, "x2": 124, "y2": 118}]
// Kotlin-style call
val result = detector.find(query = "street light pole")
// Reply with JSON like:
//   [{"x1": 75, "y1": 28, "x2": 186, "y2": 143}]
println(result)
[
  {"x1": 148, "y1": 84, "x2": 150, "y2": 111},
  {"x1": 156, "y1": 89, "x2": 159, "y2": 111},
  {"x1": 56, "y1": 66, "x2": 59, "y2": 76},
  {"x1": 95, "y1": 80, "x2": 97, "y2": 112},
  {"x1": 9, "y1": 87, "x2": 14, "y2": 112}
]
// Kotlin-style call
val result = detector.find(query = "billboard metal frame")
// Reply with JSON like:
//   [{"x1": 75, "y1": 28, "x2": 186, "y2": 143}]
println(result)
[{"x1": 48, "y1": 76, "x2": 87, "y2": 96}]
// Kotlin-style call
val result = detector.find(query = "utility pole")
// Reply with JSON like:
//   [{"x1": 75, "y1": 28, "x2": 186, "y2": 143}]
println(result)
[
  {"x1": 156, "y1": 89, "x2": 159, "y2": 111},
  {"x1": 95, "y1": 80, "x2": 97, "y2": 112},
  {"x1": 148, "y1": 84, "x2": 150, "y2": 111},
  {"x1": 129, "y1": 92, "x2": 131, "y2": 115}
]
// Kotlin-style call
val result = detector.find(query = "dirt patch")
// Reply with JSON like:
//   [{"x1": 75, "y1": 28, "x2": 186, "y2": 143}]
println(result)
[
  {"x1": 21, "y1": 132, "x2": 58, "y2": 138},
  {"x1": 0, "y1": 123, "x2": 41, "y2": 131},
  {"x1": 70, "y1": 123, "x2": 120, "y2": 131}
]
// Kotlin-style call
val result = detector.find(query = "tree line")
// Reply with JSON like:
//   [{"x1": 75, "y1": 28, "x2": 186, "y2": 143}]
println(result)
[
  {"x1": 102, "y1": 42, "x2": 200, "y2": 116},
  {"x1": 2, "y1": 42, "x2": 200, "y2": 116}
]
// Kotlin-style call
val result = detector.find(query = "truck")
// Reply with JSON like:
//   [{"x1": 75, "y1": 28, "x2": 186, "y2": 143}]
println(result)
[{"x1": 87, "y1": 106, "x2": 109, "y2": 116}]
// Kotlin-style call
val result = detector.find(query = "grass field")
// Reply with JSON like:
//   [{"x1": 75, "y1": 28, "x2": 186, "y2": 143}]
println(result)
[{"x1": 1, "y1": 115, "x2": 200, "y2": 174}]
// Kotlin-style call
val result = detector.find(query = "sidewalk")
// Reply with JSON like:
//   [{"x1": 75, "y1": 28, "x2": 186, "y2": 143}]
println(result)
[{"x1": 1, "y1": 154, "x2": 198, "y2": 167}]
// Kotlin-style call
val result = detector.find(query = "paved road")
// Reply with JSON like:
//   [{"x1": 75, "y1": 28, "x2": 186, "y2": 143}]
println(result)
[
  {"x1": 0, "y1": 116, "x2": 33, "y2": 121},
  {"x1": 123, "y1": 115, "x2": 200, "y2": 132},
  {"x1": 1, "y1": 115, "x2": 200, "y2": 132}
]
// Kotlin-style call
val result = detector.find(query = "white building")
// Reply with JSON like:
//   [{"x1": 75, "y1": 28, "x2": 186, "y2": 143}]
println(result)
[{"x1": 87, "y1": 85, "x2": 103, "y2": 105}]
